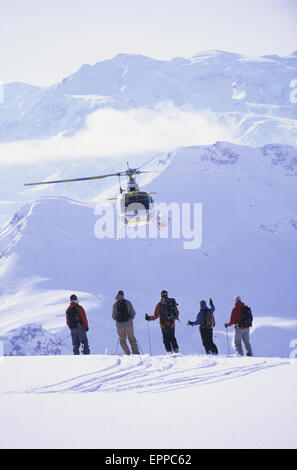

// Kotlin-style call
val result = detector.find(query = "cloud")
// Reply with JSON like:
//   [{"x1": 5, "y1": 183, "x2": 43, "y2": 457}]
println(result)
[
  {"x1": 0, "y1": 102, "x2": 236, "y2": 166},
  {"x1": 253, "y1": 316, "x2": 297, "y2": 330},
  {"x1": 0, "y1": 201, "x2": 22, "y2": 205}
]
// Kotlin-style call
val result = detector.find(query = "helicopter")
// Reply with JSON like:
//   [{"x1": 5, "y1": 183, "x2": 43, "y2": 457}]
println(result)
[
  {"x1": 24, "y1": 157, "x2": 163, "y2": 227},
  {"x1": 24, "y1": 155, "x2": 208, "y2": 227},
  {"x1": 107, "y1": 167, "x2": 157, "y2": 227}
]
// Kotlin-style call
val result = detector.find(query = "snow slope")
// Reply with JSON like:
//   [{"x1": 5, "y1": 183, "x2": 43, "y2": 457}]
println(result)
[
  {"x1": 1, "y1": 50, "x2": 297, "y2": 146},
  {"x1": 0, "y1": 142, "x2": 296, "y2": 358},
  {"x1": 0, "y1": 354, "x2": 296, "y2": 449}
]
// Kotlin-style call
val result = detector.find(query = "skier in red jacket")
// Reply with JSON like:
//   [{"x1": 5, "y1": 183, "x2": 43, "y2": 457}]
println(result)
[
  {"x1": 66, "y1": 294, "x2": 90, "y2": 355},
  {"x1": 225, "y1": 296, "x2": 253, "y2": 356}
]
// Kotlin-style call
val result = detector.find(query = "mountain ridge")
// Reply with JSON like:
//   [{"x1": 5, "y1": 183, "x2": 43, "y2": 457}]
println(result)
[{"x1": 1, "y1": 50, "x2": 297, "y2": 145}]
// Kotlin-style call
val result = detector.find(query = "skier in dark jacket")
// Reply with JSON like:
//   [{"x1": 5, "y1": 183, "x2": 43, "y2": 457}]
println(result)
[
  {"x1": 145, "y1": 290, "x2": 180, "y2": 354},
  {"x1": 112, "y1": 290, "x2": 140, "y2": 355},
  {"x1": 188, "y1": 298, "x2": 218, "y2": 355},
  {"x1": 66, "y1": 294, "x2": 90, "y2": 355}
]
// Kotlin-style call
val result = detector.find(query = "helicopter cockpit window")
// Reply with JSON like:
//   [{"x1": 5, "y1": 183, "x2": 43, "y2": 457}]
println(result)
[{"x1": 124, "y1": 194, "x2": 151, "y2": 211}]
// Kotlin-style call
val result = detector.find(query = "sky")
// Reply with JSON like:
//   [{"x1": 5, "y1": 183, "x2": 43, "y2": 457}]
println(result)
[{"x1": 1, "y1": 0, "x2": 297, "y2": 86}]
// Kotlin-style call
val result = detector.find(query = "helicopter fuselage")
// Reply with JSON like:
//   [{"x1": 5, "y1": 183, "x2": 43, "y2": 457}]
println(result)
[{"x1": 117, "y1": 190, "x2": 155, "y2": 226}]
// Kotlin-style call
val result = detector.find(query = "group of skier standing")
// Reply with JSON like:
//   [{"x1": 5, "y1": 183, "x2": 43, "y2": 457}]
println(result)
[{"x1": 65, "y1": 291, "x2": 253, "y2": 357}]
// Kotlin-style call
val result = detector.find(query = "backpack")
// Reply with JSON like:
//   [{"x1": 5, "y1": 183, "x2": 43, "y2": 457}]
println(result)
[
  {"x1": 161, "y1": 298, "x2": 178, "y2": 322},
  {"x1": 204, "y1": 308, "x2": 215, "y2": 328},
  {"x1": 115, "y1": 299, "x2": 130, "y2": 322},
  {"x1": 238, "y1": 305, "x2": 253, "y2": 327},
  {"x1": 66, "y1": 304, "x2": 80, "y2": 329}
]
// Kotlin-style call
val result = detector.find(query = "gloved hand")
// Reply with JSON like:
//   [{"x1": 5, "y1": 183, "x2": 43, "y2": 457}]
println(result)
[
  {"x1": 209, "y1": 298, "x2": 213, "y2": 306},
  {"x1": 145, "y1": 314, "x2": 150, "y2": 321},
  {"x1": 224, "y1": 323, "x2": 228, "y2": 328},
  {"x1": 187, "y1": 321, "x2": 193, "y2": 326},
  {"x1": 85, "y1": 326, "x2": 89, "y2": 332}
]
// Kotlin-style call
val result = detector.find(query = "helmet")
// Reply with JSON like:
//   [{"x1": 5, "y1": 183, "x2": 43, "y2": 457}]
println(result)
[
  {"x1": 161, "y1": 290, "x2": 168, "y2": 298},
  {"x1": 70, "y1": 294, "x2": 77, "y2": 301},
  {"x1": 234, "y1": 296, "x2": 241, "y2": 303}
]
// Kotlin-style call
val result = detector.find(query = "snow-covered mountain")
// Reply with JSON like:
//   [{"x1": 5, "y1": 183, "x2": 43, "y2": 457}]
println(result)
[
  {"x1": 0, "y1": 142, "x2": 296, "y2": 358},
  {"x1": 1, "y1": 50, "x2": 297, "y2": 145}
]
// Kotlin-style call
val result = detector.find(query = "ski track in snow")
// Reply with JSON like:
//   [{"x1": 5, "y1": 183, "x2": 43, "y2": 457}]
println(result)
[{"x1": 20, "y1": 355, "x2": 288, "y2": 394}]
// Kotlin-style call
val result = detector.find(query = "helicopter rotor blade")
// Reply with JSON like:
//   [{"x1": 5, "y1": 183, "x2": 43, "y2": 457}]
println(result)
[
  {"x1": 135, "y1": 150, "x2": 209, "y2": 174},
  {"x1": 166, "y1": 168, "x2": 209, "y2": 172},
  {"x1": 24, "y1": 172, "x2": 124, "y2": 187},
  {"x1": 137, "y1": 168, "x2": 208, "y2": 174},
  {"x1": 135, "y1": 152, "x2": 163, "y2": 171}
]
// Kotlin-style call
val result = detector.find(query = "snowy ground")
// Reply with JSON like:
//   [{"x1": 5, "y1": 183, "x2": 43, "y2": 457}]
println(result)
[{"x1": 0, "y1": 353, "x2": 296, "y2": 449}]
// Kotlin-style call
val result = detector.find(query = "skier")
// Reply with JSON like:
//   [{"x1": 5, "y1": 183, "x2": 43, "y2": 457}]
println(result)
[
  {"x1": 187, "y1": 298, "x2": 218, "y2": 355},
  {"x1": 112, "y1": 290, "x2": 140, "y2": 355},
  {"x1": 66, "y1": 294, "x2": 90, "y2": 355},
  {"x1": 224, "y1": 296, "x2": 253, "y2": 356},
  {"x1": 145, "y1": 290, "x2": 180, "y2": 354}
]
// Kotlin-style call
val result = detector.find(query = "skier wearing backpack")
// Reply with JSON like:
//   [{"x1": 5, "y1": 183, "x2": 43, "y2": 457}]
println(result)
[
  {"x1": 224, "y1": 296, "x2": 253, "y2": 356},
  {"x1": 112, "y1": 290, "x2": 140, "y2": 355},
  {"x1": 187, "y1": 298, "x2": 218, "y2": 355},
  {"x1": 145, "y1": 290, "x2": 180, "y2": 354},
  {"x1": 66, "y1": 294, "x2": 90, "y2": 355}
]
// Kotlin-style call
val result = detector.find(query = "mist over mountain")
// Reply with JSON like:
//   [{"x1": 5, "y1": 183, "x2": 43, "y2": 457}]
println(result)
[{"x1": 1, "y1": 50, "x2": 297, "y2": 146}]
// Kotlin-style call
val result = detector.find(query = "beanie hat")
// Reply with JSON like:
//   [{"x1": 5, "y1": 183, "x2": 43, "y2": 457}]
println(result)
[
  {"x1": 117, "y1": 290, "x2": 124, "y2": 296},
  {"x1": 70, "y1": 294, "x2": 78, "y2": 301},
  {"x1": 234, "y1": 296, "x2": 241, "y2": 303}
]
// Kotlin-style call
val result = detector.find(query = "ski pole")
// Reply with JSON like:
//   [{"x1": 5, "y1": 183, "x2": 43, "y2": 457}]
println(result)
[
  {"x1": 43, "y1": 333, "x2": 72, "y2": 355},
  {"x1": 114, "y1": 340, "x2": 119, "y2": 355},
  {"x1": 226, "y1": 327, "x2": 230, "y2": 355},
  {"x1": 136, "y1": 340, "x2": 144, "y2": 355},
  {"x1": 147, "y1": 319, "x2": 152, "y2": 356}
]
